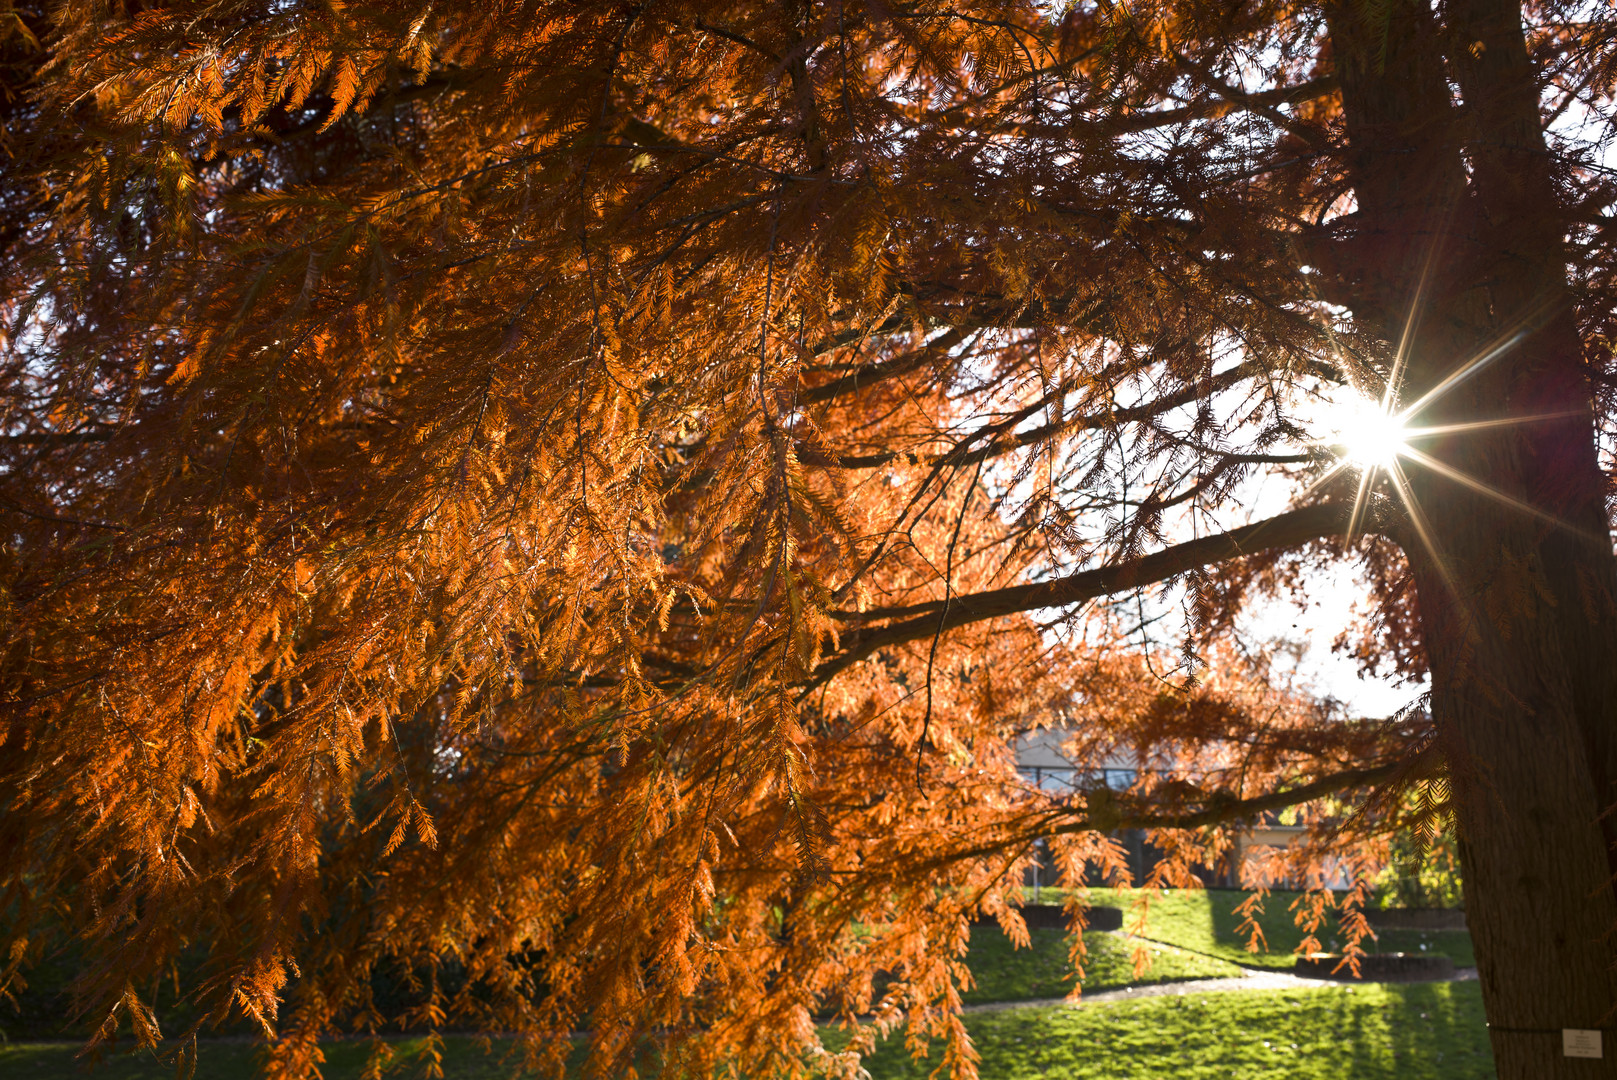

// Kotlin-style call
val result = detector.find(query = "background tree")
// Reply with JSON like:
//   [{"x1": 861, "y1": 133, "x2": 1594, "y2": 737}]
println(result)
[{"x1": 2, "y1": 1, "x2": 1615, "y2": 1077}]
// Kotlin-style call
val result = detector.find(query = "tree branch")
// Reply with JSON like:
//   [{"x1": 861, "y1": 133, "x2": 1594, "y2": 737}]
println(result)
[
  {"x1": 881, "y1": 759, "x2": 1402, "y2": 874},
  {"x1": 1004, "y1": 74, "x2": 1339, "y2": 142},
  {"x1": 812, "y1": 501, "x2": 1358, "y2": 684},
  {"x1": 796, "y1": 356, "x2": 1331, "y2": 470},
  {"x1": 1078, "y1": 761, "x2": 1398, "y2": 835}
]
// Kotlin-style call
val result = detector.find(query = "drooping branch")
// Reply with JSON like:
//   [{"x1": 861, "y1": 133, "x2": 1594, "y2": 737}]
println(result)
[
  {"x1": 856, "y1": 759, "x2": 1404, "y2": 877},
  {"x1": 1001, "y1": 74, "x2": 1340, "y2": 142},
  {"x1": 1064, "y1": 760, "x2": 1401, "y2": 836},
  {"x1": 797, "y1": 328, "x2": 970, "y2": 406},
  {"x1": 796, "y1": 355, "x2": 1336, "y2": 470}
]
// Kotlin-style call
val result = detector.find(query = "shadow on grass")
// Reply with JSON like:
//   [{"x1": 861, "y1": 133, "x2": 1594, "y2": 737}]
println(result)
[
  {"x1": 0, "y1": 1036, "x2": 587, "y2": 1080},
  {"x1": 962, "y1": 927, "x2": 1241, "y2": 1005},
  {"x1": 6, "y1": 984, "x2": 1494, "y2": 1080},
  {"x1": 1073, "y1": 888, "x2": 1475, "y2": 971}
]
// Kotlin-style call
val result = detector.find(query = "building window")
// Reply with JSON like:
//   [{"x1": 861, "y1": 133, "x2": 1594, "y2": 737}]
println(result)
[
  {"x1": 1018, "y1": 766, "x2": 1075, "y2": 792},
  {"x1": 1018, "y1": 766, "x2": 1137, "y2": 792},
  {"x1": 1102, "y1": 768, "x2": 1136, "y2": 790}
]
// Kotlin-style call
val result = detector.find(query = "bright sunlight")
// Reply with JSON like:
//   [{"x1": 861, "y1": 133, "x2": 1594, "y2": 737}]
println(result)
[{"x1": 1331, "y1": 396, "x2": 1410, "y2": 471}]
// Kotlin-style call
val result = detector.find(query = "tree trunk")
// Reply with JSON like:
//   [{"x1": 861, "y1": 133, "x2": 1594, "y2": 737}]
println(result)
[{"x1": 1328, "y1": 2, "x2": 1617, "y2": 1075}]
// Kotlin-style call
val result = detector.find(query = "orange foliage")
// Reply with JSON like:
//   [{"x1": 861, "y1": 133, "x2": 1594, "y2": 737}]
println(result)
[{"x1": 1, "y1": 1, "x2": 1608, "y2": 1077}]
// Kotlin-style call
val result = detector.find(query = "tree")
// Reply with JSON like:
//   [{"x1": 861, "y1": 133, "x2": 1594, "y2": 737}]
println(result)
[{"x1": 2, "y1": 0, "x2": 1614, "y2": 1076}]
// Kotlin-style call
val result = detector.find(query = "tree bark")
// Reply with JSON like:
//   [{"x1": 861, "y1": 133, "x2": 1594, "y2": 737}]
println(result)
[{"x1": 1328, "y1": 1, "x2": 1617, "y2": 1074}]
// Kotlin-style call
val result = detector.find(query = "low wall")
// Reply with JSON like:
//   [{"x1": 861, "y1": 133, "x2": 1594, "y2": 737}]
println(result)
[
  {"x1": 1295, "y1": 952, "x2": 1456, "y2": 981},
  {"x1": 1365, "y1": 907, "x2": 1468, "y2": 931},
  {"x1": 973, "y1": 904, "x2": 1124, "y2": 932}
]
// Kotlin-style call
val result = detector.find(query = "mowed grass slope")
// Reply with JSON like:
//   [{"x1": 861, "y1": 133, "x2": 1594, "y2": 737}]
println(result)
[
  {"x1": 1080, "y1": 887, "x2": 1476, "y2": 969},
  {"x1": 962, "y1": 926, "x2": 1241, "y2": 1004},
  {"x1": 0, "y1": 984, "x2": 1497, "y2": 1080}
]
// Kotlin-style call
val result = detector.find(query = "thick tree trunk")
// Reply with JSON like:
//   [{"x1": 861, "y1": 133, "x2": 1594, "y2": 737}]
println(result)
[{"x1": 1328, "y1": 2, "x2": 1617, "y2": 1075}]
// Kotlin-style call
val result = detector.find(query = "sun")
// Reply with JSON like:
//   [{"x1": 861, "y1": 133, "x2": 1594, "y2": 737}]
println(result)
[{"x1": 1330, "y1": 396, "x2": 1409, "y2": 471}]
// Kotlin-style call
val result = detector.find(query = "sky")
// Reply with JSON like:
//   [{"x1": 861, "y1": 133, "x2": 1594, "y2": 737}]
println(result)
[
  {"x1": 1240, "y1": 560, "x2": 1425, "y2": 720},
  {"x1": 1163, "y1": 376, "x2": 1429, "y2": 721}
]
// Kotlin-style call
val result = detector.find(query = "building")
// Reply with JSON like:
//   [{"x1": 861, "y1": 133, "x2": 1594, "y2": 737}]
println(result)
[{"x1": 1014, "y1": 728, "x2": 1312, "y2": 889}]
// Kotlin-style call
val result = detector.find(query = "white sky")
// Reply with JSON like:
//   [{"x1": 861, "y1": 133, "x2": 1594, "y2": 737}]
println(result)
[
  {"x1": 1236, "y1": 391, "x2": 1429, "y2": 720},
  {"x1": 1240, "y1": 563, "x2": 1426, "y2": 719}
]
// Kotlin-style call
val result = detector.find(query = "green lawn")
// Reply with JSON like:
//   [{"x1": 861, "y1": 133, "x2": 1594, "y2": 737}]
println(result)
[
  {"x1": 2, "y1": 984, "x2": 1497, "y2": 1079},
  {"x1": 962, "y1": 927, "x2": 1241, "y2": 1004},
  {"x1": 2, "y1": 890, "x2": 1481, "y2": 1078},
  {"x1": 1078, "y1": 888, "x2": 1475, "y2": 970},
  {"x1": 857, "y1": 981, "x2": 1494, "y2": 1080}
]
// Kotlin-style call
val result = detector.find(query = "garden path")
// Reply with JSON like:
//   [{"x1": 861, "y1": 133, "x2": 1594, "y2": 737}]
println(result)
[{"x1": 963, "y1": 932, "x2": 1480, "y2": 1015}]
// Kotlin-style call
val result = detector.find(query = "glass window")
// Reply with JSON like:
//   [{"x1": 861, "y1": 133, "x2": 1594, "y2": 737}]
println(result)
[
  {"x1": 1039, "y1": 768, "x2": 1074, "y2": 792},
  {"x1": 1103, "y1": 768, "x2": 1137, "y2": 790},
  {"x1": 1018, "y1": 766, "x2": 1077, "y2": 793}
]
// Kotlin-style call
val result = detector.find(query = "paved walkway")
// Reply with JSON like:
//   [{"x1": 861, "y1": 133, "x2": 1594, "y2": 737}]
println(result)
[
  {"x1": 962, "y1": 935, "x2": 1479, "y2": 1014},
  {"x1": 964, "y1": 965, "x2": 1478, "y2": 1013}
]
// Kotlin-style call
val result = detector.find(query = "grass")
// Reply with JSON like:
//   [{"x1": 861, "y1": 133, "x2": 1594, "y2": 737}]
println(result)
[
  {"x1": 856, "y1": 981, "x2": 1494, "y2": 1080},
  {"x1": 3, "y1": 890, "x2": 1480, "y2": 1078},
  {"x1": 1076, "y1": 887, "x2": 1475, "y2": 970},
  {"x1": 3, "y1": 984, "x2": 1497, "y2": 1080},
  {"x1": 961, "y1": 927, "x2": 1241, "y2": 1004}
]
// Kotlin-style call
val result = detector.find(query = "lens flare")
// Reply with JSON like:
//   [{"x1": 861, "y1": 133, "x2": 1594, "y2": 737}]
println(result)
[{"x1": 1332, "y1": 398, "x2": 1409, "y2": 471}]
